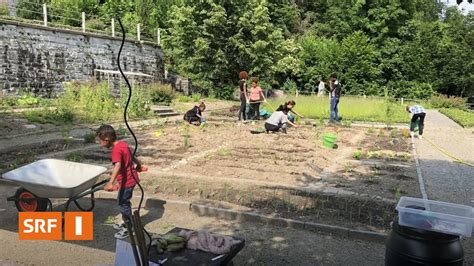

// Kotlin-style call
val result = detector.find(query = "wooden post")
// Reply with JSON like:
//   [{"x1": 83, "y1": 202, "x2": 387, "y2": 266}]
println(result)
[
  {"x1": 82, "y1": 12, "x2": 86, "y2": 32},
  {"x1": 43, "y1": 4, "x2": 47, "y2": 27},
  {"x1": 137, "y1": 24, "x2": 141, "y2": 41},
  {"x1": 157, "y1": 28, "x2": 161, "y2": 45},
  {"x1": 111, "y1": 18, "x2": 115, "y2": 37}
]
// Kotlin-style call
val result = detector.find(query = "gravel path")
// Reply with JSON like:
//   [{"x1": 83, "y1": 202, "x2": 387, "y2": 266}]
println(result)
[
  {"x1": 415, "y1": 110, "x2": 474, "y2": 205},
  {"x1": 0, "y1": 183, "x2": 385, "y2": 266},
  {"x1": 414, "y1": 109, "x2": 474, "y2": 264}
]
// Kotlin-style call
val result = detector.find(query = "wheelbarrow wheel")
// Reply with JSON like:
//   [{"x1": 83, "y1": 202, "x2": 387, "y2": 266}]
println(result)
[{"x1": 14, "y1": 188, "x2": 48, "y2": 212}]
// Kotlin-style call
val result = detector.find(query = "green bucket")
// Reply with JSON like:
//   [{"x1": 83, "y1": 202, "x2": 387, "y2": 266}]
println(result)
[{"x1": 323, "y1": 133, "x2": 337, "y2": 148}]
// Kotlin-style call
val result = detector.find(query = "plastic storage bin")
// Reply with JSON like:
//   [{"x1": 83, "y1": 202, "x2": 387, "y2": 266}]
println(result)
[{"x1": 396, "y1": 197, "x2": 474, "y2": 237}]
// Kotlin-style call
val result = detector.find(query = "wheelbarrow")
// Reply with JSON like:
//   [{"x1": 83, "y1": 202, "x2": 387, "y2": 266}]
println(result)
[{"x1": 2, "y1": 159, "x2": 107, "y2": 212}]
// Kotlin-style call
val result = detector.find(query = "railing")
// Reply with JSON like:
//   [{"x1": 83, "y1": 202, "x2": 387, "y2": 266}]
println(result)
[{"x1": 1, "y1": 1, "x2": 162, "y2": 45}]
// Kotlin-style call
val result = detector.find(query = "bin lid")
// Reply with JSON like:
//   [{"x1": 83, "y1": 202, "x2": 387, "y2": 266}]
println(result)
[{"x1": 393, "y1": 220, "x2": 460, "y2": 242}]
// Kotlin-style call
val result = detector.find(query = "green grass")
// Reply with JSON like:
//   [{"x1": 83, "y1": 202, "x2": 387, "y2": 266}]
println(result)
[
  {"x1": 439, "y1": 108, "x2": 474, "y2": 127},
  {"x1": 268, "y1": 96, "x2": 418, "y2": 123}
]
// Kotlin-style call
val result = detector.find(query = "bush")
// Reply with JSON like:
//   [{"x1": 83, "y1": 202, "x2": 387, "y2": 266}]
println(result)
[
  {"x1": 430, "y1": 94, "x2": 467, "y2": 110},
  {"x1": 0, "y1": 4, "x2": 9, "y2": 16},
  {"x1": 214, "y1": 85, "x2": 235, "y2": 100},
  {"x1": 389, "y1": 81, "x2": 435, "y2": 99},
  {"x1": 177, "y1": 95, "x2": 193, "y2": 102},
  {"x1": 150, "y1": 84, "x2": 175, "y2": 105},
  {"x1": 86, "y1": 18, "x2": 106, "y2": 31},
  {"x1": 191, "y1": 93, "x2": 202, "y2": 101},
  {"x1": 120, "y1": 85, "x2": 151, "y2": 118}
]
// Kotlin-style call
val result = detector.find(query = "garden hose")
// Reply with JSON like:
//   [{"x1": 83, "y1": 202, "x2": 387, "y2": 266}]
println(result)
[
  {"x1": 116, "y1": 16, "x2": 152, "y2": 264},
  {"x1": 424, "y1": 136, "x2": 474, "y2": 168}
]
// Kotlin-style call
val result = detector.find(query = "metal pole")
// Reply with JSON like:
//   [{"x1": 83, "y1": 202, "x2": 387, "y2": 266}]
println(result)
[
  {"x1": 43, "y1": 4, "x2": 47, "y2": 27},
  {"x1": 137, "y1": 24, "x2": 140, "y2": 41},
  {"x1": 82, "y1": 12, "x2": 86, "y2": 32},
  {"x1": 111, "y1": 18, "x2": 115, "y2": 37},
  {"x1": 157, "y1": 28, "x2": 161, "y2": 45}
]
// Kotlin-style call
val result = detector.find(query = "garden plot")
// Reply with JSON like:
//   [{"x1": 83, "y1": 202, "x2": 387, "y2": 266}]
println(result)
[{"x1": 135, "y1": 122, "x2": 418, "y2": 199}]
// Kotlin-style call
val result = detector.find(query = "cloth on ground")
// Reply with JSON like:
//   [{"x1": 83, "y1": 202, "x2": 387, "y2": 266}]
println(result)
[{"x1": 179, "y1": 229, "x2": 241, "y2": 255}]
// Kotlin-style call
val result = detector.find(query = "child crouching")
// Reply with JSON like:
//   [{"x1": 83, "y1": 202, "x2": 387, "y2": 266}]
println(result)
[
  {"x1": 265, "y1": 108, "x2": 298, "y2": 133},
  {"x1": 184, "y1": 102, "x2": 206, "y2": 125}
]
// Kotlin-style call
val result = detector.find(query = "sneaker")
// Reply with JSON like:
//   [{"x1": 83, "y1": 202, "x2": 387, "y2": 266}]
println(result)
[
  {"x1": 114, "y1": 228, "x2": 129, "y2": 239},
  {"x1": 410, "y1": 131, "x2": 415, "y2": 138},
  {"x1": 113, "y1": 223, "x2": 126, "y2": 230},
  {"x1": 418, "y1": 135, "x2": 423, "y2": 140}
]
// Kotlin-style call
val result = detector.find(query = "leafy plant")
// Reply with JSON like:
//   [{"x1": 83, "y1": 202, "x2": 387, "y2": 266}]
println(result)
[
  {"x1": 430, "y1": 94, "x2": 467, "y2": 110},
  {"x1": 0, "y1": 4, "x2": 8, "y2": 16},
  {"x1": 150, "y1": 83, "x2": 175, "y2": 105},
  {"x1": 352, "y1": 150, "x2": 363, "y2": 160},
  {"x1": 182, "y1": 124, "x2": 191, "y2": 148},
  {"x1": 66, "y1": 153, "x2": 83, "y2": 162},
  {"x1": 83, "y1": 132, "x2": 96, "y2": 143},
  {"x1": 217, "y1": 148, "x2": 231, "y2": 156}
]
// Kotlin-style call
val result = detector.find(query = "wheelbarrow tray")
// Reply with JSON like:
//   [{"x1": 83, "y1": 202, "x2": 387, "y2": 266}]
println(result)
[{"x1": 1, "y1": 159, "x2": 107, "y2": 198}]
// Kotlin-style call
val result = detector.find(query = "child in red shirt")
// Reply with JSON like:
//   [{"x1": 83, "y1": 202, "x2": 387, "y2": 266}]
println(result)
[{"x1": 96, "y1": 124, "x2": 141, "y2": 239}]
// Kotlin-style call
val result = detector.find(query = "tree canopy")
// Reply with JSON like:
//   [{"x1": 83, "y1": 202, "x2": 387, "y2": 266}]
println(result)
[{"x1": 16, "y1": 0, "x2": 474, "y2": 99}]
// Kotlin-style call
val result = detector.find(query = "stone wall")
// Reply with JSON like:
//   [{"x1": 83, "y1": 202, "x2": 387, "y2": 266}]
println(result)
[{"x1": 0, "y1": 19, "x2": 164, "y2": 96}]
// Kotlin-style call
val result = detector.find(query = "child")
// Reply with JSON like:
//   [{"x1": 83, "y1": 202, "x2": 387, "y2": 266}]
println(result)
[
  {"x1": 248, "y1": 77, "x2": 266, "y2": 120},
  {"x1": 406, "y1": 105, "x2": 426, "y2": 139},
  {"x1": 184, "y1": 102, "x2": 206, "y2": 125},
  {"x1": 96, "y1": 124, "x2": 141, "y2": 239},
  {"x1": 265, "y1": 108, "x2": 298, "y2": 134},
  {"x1": 276, "y1": 100, "x2": 304, "y2": 123}
]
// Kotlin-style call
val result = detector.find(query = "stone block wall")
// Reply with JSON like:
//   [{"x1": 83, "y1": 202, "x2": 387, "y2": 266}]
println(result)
[{"x1": 0, "y1": 19, "x2": 164, "y2": 96}]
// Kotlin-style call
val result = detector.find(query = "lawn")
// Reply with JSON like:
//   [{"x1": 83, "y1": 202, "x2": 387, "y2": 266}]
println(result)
[
  {"x1": 268, "y1": 95, "x2": 416, "y2": 124},
  {"x1": 439, "y1": 108, "x2": 474, "y2": 128}
]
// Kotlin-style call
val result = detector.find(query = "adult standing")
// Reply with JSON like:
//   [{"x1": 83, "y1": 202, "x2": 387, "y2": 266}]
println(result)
[
  {"x1": 248, "y1": 77, "x2": 266, "y2": 120},
  {"x1": 317, "y1": 77, "x2": 325, "y2": 96},
  {"x1": 329, "y1": 73, "x2": 342, "y2": 123},
  {"x1": 238, "y1": 71, "x2": 249, "y2": 121}
]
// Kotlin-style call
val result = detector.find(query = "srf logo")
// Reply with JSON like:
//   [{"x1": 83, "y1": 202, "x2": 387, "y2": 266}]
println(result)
[{"x1": 19, "y1": 212, "x2": 93, "y2": 240}]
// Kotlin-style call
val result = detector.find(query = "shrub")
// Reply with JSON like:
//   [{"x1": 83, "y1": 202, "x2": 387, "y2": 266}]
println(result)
[
  {"x1": 429, "y1": 94, "x2": 467, "y2": 110},
  {"x1": 282, "y1": 79, "x2": 298, "y2": 95},
  {"x1": 150, "y1": 84, "x2": 175, "y2": 105},
  {"x1": 86, "y1": 18, "x2": 106, "y2": 31},
  {"x1": 120, "y1": 85, "x2": 151, "y2": 118},
  {"x1": 214, "y1": 85, "x2": 235, "y2": 100},
  {"x1": 389, "y1": 81, "x2": 435, "y2": 99},
  {"x1": 0, "y1": 4, "x2": 9, "y2": 16},
  {"x1": 191, "y1": 93, "x2": 202, "y2": 101},
  {"x1": 177, "y1": 95, "x2": 193, "y2": 102}
]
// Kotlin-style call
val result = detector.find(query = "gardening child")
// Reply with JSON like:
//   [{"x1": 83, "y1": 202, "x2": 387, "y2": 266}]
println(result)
[
  {"x1": 265, "y1": 108, "x2": 298, "y2": 134},
  {"x1": 96, "y1": 124, "x2": 142, "y2": 239},
  {"x1": 406, "y1": 104, "x2": 426, "y2": 139},
  {"x1": 184, "y1": 102, "x2": 206, "y2": 125},
  {"x1": 276, "y1": 100, "x2": 304, "y2": 123},
  {"x1": 248, "y1": 77, "x2": 266, "y2": 120}
]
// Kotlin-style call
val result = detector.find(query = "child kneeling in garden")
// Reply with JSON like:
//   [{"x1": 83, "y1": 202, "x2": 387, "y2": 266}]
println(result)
[
  {"x1": 184, "y1": 102, "x2": 206, "y2": 125},
  {"x1": 264, "y1": 108, "x2": 298, "y2": 134}
]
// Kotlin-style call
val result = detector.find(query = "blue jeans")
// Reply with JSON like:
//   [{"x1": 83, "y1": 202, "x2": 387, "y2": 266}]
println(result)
[
  {"x1": 118, "y1": 187, "x2": 134, "y2": 220},
  {"x1": 330, "y1": 97, "x2": 340, "y2": 122}
]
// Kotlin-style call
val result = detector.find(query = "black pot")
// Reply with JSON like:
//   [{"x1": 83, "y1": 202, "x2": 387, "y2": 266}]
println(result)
[{"x1": 385, "y1": 221, "x2": 464, "y2": 265}]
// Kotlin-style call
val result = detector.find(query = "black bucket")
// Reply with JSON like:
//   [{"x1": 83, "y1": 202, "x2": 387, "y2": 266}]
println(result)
[{"x1": 385, "y1": 221, "x2": 464, "y2": 265}]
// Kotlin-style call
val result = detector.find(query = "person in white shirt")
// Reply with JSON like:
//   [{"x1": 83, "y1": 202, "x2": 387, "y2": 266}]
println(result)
[
  {"x1": 264, "y1": 108, "x2": 298, "y2": 134},
  {"x1": 317, "y1": 78, "x2": 325, "y2": 96},
  {"x1": 406, "y1": 105, "x2": 426, "y2": 139}
]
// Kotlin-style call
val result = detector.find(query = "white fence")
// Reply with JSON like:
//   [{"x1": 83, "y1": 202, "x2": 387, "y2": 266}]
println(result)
[{"x1": 1, "y1": 0, "x2": 161, "y2": 45}]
